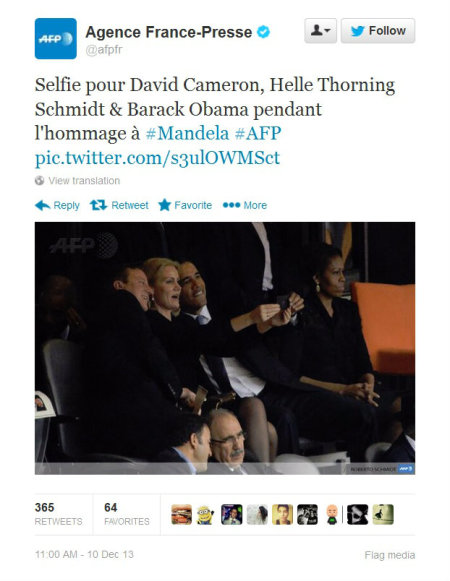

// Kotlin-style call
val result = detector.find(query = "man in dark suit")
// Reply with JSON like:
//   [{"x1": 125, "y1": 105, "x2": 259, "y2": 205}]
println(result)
[
  {"x1": 206, "y1": 409, "x2": 265, "y2": 474},
  {"x1": 85, "y1": 265, "x2": 196, "y2": 460},
  {"x1": 154, "y1": 414, "x2": 212, "y2": 474},
  {"x1": 178, "y1": 260, "x2": 303, "y2": 455},
  {"x1": 178, "y1": 261, "x2": 378, "y2": 461}
]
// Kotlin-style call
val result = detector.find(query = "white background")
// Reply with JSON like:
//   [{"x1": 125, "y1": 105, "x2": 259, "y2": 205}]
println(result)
[{"x1": 2, "y1": 1, "x2": 450, "y2": 579}]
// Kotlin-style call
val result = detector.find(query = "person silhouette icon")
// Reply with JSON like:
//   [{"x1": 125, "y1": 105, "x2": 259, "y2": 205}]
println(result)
[{"x1": 311, "y1": 24, "x2": 323, "y2": 36}]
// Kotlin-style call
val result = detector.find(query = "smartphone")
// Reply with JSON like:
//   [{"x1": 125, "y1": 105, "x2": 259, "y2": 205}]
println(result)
[{"x1": 276, "y1": 294, "x2": 290, "y2": 310}]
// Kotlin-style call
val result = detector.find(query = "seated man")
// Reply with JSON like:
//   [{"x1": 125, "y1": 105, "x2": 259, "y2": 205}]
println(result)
[
  {"x1": 84, "y1": 265, "x2": 195, "y2": 460},
  {"x1": 207, "y1": 409, "x2": 265, "y2": 474},
  {"x1": 178, "y1": 261, "x2": 378, "y2": 461},
  {"x1": 154, "y1": 413, "x2": 211, "y2": 474}
]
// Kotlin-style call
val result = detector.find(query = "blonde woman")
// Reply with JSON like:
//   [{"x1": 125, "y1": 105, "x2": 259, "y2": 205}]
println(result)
[{"x1": 142, "y1": 257, "x2": 284, "y2": 463}]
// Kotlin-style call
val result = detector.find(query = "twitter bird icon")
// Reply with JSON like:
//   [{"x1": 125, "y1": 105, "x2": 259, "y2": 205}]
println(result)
[{"x1": 351, "y1": 26, "x2": 365, "y2": 37}]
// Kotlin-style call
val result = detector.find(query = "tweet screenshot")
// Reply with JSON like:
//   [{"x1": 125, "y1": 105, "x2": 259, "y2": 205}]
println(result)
[{"x1": 4, "y1": 0, "x2": 449, "y2": 579}]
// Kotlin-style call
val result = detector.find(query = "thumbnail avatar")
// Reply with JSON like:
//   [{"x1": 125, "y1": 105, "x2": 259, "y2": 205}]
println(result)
[
  {"x1": 327, "y1": 504, "x2": 338, "y2": 525},
  {"x1": 222, "y1": 505, "x2": 242, "y2": 525},
  {"x1": 272, "y1": 504, "x2": 292, "y2": 525},
  {"x1": 347, "y1": 504, "x2": 369, "y2": 525},
  {"x1": 246, "y1": 505, "x2": 268, "y2": 525},
  {"x1": 197, "y1": 506, "x2": 214, "y2": 525},
  {"x1": 372, "y1": 504, "x2": 394, "y2": 525},
  {"x1": 297, "y1": 504, "x2": 318, "y2": 525},
  {"x1": 171, "y1": 505, "x2": 192, "y2": 525}
]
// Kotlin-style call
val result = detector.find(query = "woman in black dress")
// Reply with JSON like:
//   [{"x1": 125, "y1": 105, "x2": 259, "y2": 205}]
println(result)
[{"x1": 297, "y1": 243, "x2": 401, "y2": 442}]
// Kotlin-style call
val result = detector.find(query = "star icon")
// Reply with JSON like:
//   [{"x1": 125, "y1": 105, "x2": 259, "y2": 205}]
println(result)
[{"x1": 158, "y1": 198, "x2": 171, "y2": 211}]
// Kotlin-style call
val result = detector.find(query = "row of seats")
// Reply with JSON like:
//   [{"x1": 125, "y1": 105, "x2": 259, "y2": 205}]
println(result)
[{"x1": 36, "y1": 282, "x2": 415, "y2": 465}]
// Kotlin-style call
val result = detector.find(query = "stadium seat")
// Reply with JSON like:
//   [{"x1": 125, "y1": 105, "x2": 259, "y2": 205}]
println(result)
[
  {"x1": 42, "y1": 339, "x2": 86, "y2": 460},
  {"x1": 351, "y1": 283, "x2": 415, "y2": 375}
]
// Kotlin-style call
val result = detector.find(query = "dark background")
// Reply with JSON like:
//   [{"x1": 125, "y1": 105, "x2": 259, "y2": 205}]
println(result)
[{"x1": 35, "y1": 222, "x2": 415, "y2": 311}]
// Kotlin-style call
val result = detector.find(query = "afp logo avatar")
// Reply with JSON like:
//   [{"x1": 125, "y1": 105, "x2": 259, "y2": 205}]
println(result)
[{"x1": 35, "y1": 18, "x2": 77, "y2": 59}]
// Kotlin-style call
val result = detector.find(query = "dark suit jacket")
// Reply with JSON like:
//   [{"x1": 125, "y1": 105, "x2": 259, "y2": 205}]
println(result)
[
  {"x1": 203, "y1": 304, "x2": 312, "y2": 393},
  {"x1": 192, "y1": 223, "x2": 294, "y2": 317},
  {"x1": 381, "y1": 433, "x2": 415, "y2": 463},
  {"x1": 237, "y1": 328, "x2": 302, "y2": 390},
  {"x1": 84, "y1": 291, "x2": 183, "y2": 458},
  {"x1": 147, "y1": 310, "x2": 236, "y2": 393},
  {"x1": 87, "y1": 291, "x2": 183, "y2": 401},
  {"x1": 152, "y1": 448, "x2": 196, "y2": 474},
  {"x1": 173, "y1": 304, "x2": 314, "y2": 395}
]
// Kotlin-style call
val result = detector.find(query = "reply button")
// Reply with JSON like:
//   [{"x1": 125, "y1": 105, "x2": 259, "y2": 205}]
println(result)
[{"x1": 341, "y1": 19, "x2": 415, "y2": 43}]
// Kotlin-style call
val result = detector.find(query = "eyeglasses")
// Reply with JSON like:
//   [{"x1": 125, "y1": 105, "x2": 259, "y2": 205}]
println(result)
[{"x1": 210, "y1": 431, "x2": 246, "y2": 446}]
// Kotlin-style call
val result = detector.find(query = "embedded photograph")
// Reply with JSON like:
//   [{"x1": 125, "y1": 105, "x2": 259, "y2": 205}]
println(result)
[{"x1": 35, "y1": 222, "x2": 415, "y2": 475}]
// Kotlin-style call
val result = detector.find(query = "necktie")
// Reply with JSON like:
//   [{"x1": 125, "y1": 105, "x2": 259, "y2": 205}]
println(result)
[{"x1": 196, "y1": 315, "x2": 233, "y2": 394}]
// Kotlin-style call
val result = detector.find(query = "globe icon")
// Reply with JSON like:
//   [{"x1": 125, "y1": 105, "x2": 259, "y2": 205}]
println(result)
[{"x1": 62, "y1": 32, "x2": 73, "y2": 46}]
